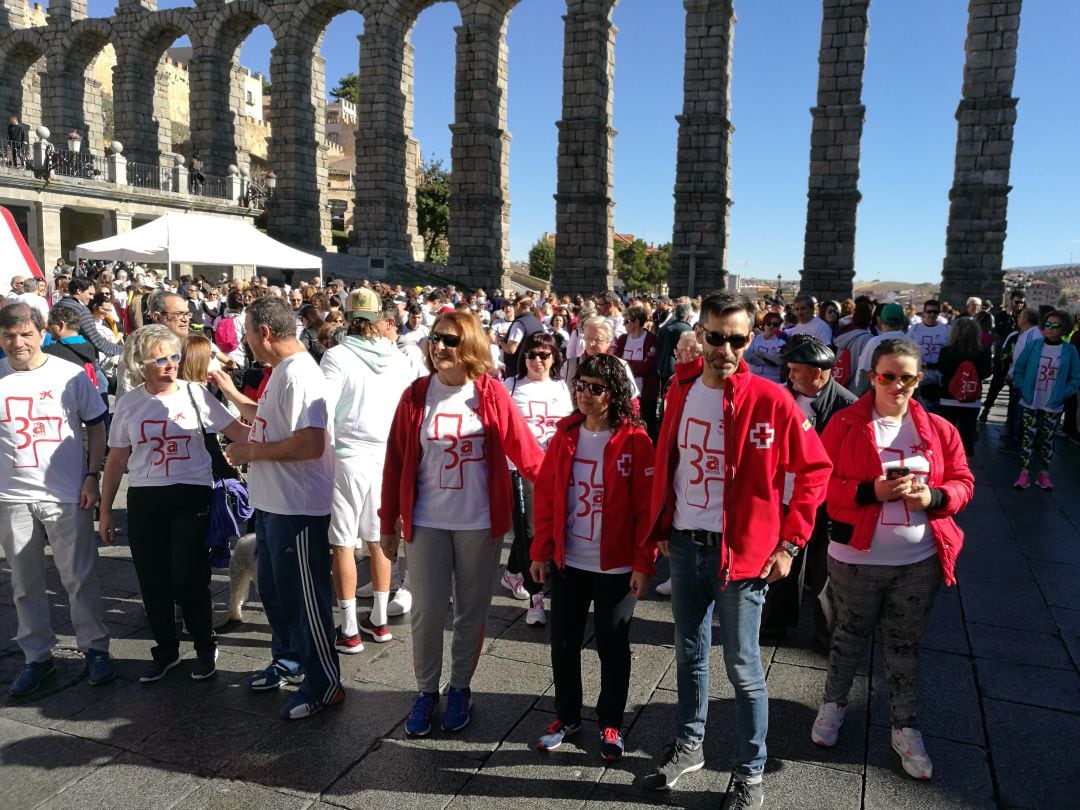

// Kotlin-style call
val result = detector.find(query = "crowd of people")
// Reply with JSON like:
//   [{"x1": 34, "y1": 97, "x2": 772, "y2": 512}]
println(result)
[{"x1": 3, "y1": 261, "x2": 1078, "y2": 808}]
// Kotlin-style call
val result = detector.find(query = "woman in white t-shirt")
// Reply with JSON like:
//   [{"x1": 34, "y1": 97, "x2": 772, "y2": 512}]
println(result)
[
  {"x1": 500, "y1": 331, "x2": 574, "y2": 625},
  {"x1": 529, "y1": 353, "x2": 656, "y2": 761},
  {"x1": 746, "y1": 313, "x2": 786, "y2": 383},
  {"x1": 99, "y1": 326, "x2": 249, "y2": 685},
  {"x1": 814, "y1": 338, "x2": 974, "y2": 781}
]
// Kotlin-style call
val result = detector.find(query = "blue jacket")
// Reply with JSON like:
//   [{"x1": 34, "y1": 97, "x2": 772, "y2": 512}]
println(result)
[{"x1": 1013, "y1": 337, "x2": 1080, "y2": 411}]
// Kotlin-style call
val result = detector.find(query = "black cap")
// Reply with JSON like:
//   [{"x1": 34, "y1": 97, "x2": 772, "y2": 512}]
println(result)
[{"x1": 781, "y1": 334, "x2": 835, "y2": 369}]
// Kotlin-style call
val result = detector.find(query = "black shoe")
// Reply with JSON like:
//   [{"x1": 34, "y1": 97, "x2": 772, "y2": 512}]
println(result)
[
  {"x1": 139, "y1": 653, "x2": 182, "y2": 683},
  {"x1": 722, "y1": 778, "x2": 765, "y2": 809},
  {"x1": 642, "y1": 740, "x2": 705, "y2": 790},
  {"x1": 191, "y1": 648, "x2": 218, "y2": 680}
]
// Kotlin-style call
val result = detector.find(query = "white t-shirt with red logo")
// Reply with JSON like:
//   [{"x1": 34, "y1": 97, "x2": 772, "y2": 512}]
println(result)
[
  {"x1": 565, "y1": 428, "x2": 629, "y2": 574},
  {"x1": 109, "y1": 381, "x2": 235, "y2": 488},
  {"x1": 621, "y1": 332, "x2": 649, "y2": 392},
  {"x1": 503, "y1": 376, "x2": 574, "y2": 470},
  {"x1": 413, "y1": 377, "x2": 490, "y2": 531},
  {"x1": 673, "y1": 377, "x2": 726, "y2": 533},
  {"x1": 1024, "y1": 342, "x2": 1063, "y2": 413},
  {"x1": 830, "y1": 411, "x2": 935, "y2": 567},
  {"x1": 0, "y1": 356, "x2": 106, "y2": 503},
  {"x1": 248, "y1": 352, "x2": 334, "y2": 516}
]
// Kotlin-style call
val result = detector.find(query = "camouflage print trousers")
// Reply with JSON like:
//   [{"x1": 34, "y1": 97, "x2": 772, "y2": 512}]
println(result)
[
  {"x1": 1019, "y1": 406, "x2": 1061, "y2": 472},
  {"x1": 822, "y1": 553, "x2": 942, "y2": 729}
]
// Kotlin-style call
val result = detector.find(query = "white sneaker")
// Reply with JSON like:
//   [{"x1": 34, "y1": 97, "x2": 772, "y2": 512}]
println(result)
[
  {"x1": 811, "y1": 702, "x2": 845, "y2": 747},
  {"x1": 891, "y1": 727, "x2": 933, "y2": 780},
  {"x1": 525, "y1": 593, "x2": 546, "y2": 626},
  {"x1": 501, "y1": 569, "x2": 529, "y2": 600},
  {"x1": 655, "y1": 578, "x2": 672, "y2": 596},
  {"x1": 388, "y1": 584, "x2": 412, "y2": 617}
]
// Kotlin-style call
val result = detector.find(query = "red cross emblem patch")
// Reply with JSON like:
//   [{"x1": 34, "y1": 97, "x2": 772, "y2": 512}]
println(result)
[{"x1": 1, "y1": 396, "x2": 63, "y2": 468}]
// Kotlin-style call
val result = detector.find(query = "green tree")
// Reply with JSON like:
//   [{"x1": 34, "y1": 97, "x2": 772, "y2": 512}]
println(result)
[
  {"x1": 615, "y1": 238, "x2": 651, "y2": 293},
  {"x1": 330, "y1": 73, "x2": 359, "y2": 106},
  {"x1": 417, "y1": 157, "x2": 450, "y2": 264},
  {"x1": 528, "y1": 237, "x2": 555, "y2": 280},
  {"x1": 646, "y1": 242, "x2": 671, "y2": 290}
]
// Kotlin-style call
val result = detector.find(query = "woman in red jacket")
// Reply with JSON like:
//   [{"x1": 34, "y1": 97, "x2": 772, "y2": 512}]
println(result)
[
  {"x1": 379, "y1": 310, "x2": 544, "y2": 738},
  {"x1": 530, "y1": 353, "x2": 656, "y2": 762},
  {"x1": 812, "y1": 338, "x2": 973, "y2": 781}
]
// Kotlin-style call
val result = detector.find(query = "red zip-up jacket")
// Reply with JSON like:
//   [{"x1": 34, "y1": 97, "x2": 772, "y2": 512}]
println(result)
[
  {"x1": 646, "y1": 357, "x2": 832, "y2": 583},
  {"x1": 819, "y1": 393, "x2": 974, "y2": 585},
  {"x1": 531, "y1": 413, "x2": 657, "y2": 574},
  {"x1": 379, "y1": 373, "x2": 544, "y2": 542}
]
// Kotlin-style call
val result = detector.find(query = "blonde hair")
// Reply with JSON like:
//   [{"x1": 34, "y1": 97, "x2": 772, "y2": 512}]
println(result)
[
  {"x1": 124, "y1": 325, "x2": 182, "y2": 385},
  {"x1": 179, "y1": 333, "x2": 213, "y2": 383},
  {"x1": 425, "y1": 310, "x2": 492, "y2": 380}
]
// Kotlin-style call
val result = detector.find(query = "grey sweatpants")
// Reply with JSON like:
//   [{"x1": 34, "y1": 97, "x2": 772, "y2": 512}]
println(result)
[
  {"x1": 408, "y1": 525, "x2": 503, "y2": 692},
  {"x1": 822, "y1": 553, "x2": 942, "y2": 729}
]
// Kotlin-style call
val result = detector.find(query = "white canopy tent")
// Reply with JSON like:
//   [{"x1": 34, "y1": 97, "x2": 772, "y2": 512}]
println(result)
[{"x1": 75, "y1": 212, "x2": 323, "y2": 279}]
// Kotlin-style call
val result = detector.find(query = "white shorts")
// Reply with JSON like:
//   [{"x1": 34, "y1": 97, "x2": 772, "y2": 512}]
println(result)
[{"x1": 329, "y1": 454, "x2": 382, "y2": 549}]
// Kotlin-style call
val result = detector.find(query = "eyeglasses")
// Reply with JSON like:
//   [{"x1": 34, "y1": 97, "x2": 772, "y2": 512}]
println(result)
[
  {"x1": 1044, "y1": 322, "x2": 1065, "y2": 330},
  {"x1": 763, "y1": 321, "x2": 782, "y2": 328},
  {"x1": 164, "y1": 311, "x2": 191, "y2": 321},
  {"x1": 525, "y1": 351, "x2": 551, "y2": 361},
  {"x1": 583, "y1": 337, "x2": 609, "y2": 346},
  {"x1": 573, "y1": 380, "x2": 609, "y2": 396},
  {"x1": 148, "y1": 353, "x2": 181, "y2": 367},
  {"x1": 924, "y1": 310, "x2": 940, "y2": 316},
  {"x1": 873, "y1": 371, "x2": 920, "y2": 388},
  {"x1": 428, "y1": 332, "x2": 462, "y2": 348},
  {"x1": 699, "y1": 329, "x2": 751, "y2": 349}
]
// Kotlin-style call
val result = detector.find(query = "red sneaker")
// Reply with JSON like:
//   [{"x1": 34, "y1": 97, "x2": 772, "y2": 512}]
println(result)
[
  {"x1": 335, "y1": 628, "x2": 364, "y2": 654},
  {"x1": 358, "y1": 615, "x2": 393, "y2": 643}
]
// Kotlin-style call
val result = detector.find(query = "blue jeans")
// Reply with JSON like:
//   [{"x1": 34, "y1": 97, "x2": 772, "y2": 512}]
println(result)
[{"x1": 668, "y1": 529, "x2": 769, "y2": 779}]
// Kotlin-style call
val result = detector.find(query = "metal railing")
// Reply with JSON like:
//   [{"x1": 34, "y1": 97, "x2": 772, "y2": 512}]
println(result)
[
  {"x1": 0, "y1": 138, "x2": 32, "y2": 171},
  {"x1": 191, "y1": 172, "x2": 229, "y2": 200},
  {"x1": 126, "y1": 160, "x2": 171, "y2": 192},
  {"x1": 242, "y1": 183, "x2": 271, "y2": 210},
  {"x1": 50, "y1": 147, "x2": 105, "y2": 180}
]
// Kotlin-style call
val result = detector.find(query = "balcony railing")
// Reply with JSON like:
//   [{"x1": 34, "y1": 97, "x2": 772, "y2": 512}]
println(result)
[
  {"x1": 1, "y1": 138, "x2": 32, "y2": 171},
  {"x1": 191, "y1": 171, "x2": 229, "y2": 200},
  {"x1": 126, "y1": 160, "x2": 172, "y2": 192}
]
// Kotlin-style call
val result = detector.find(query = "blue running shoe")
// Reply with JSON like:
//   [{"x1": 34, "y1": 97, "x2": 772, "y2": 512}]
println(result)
[
  {"x1": 441, "y1": 686, "x2": 472, "y2": 732},
  {"x1": 405, "y1": 691, "x2": 439, "y2": 736}
]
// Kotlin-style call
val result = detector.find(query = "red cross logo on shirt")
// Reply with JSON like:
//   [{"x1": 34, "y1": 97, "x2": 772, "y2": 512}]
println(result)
[
  {"x1": 434, "y1": 413, "x2": 485, "y2": 489},
  {"x1": 138, "y1": 420, "x2": 192, "y2": 476},
  {"x1": 750, "y1": 422, "x2": 774, "y2": 449},
  {"x1": 918, "y1": 335, "x2": 942, "y2": 363},
  {"x1": 249, "y1": 417, "x2": 268, "y2": 444},
  {"x1": 681, "y1": 418, "x2": 724, "y2": 509},
  {"x1": 0, "y1": 396, "x2": 63, "y2": 468},
  {"x1": 571, "y1": 458, "x2": 604, "y2": 542},
  {"x1": 1037, "y1": 354, "x2": 1059, "y2": 393},
  {"x1": 524, "y1": 400, "x2": 559, "y2": 444}
]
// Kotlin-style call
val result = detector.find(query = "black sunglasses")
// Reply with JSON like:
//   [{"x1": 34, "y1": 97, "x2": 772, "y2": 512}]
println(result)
[
  {"x1": 699, "y1": 328, "x2": 751, "y2": 349},
  {"x1": 924, "y1": 310, "x2": 940, "y2": 316},
  {"x1": 573, "y1": 380, "x2": 609, "y2": 396},
  {"x1": 429, "y1": 332, "x2": 462, "y2": 348},
  {"x1": 763, "y1": 320, "x2": 782, "y2": 328},
  {"x1": 525, "y1": 351, "x2": 551, "y2": 361}
]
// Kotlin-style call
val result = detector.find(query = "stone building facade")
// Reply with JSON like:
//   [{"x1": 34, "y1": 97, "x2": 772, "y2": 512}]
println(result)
[{"x1": 0, "y1": 0, "x2": 1028, "y2": 299}]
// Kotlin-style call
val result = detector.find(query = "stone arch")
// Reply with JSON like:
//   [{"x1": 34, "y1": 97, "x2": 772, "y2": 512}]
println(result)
[
  {"x1": 132, "y1": 9, "x2": 202, "y2": 55},
  {"x1": 41, "y1": 19, "x2": 117, "y2": 154},
  {"x1": 205, "y1": 0, "x2": 285, "y2": 54},
  {"x1": 0, "y1": 29, "x2": 49, "y2": 130}
]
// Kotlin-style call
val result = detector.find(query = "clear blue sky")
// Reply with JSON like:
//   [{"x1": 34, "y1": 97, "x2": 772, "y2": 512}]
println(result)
[{"x1": 86, "y1": 1, "x2": 1080, "y2": 282}]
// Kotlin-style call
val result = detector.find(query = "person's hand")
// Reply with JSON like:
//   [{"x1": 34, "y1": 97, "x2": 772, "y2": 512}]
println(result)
[
  {"x1": 98, "y1": 508, "x2": 115, "y2": 545},
  {"x1": 656, "y1": 539, "x2": 670, "y2": 558},
  {"x1": 902, "y1": 482, "x2": 933, "y2": 511},
  {"x1": 79, "y1": 476, "x2": 100, "y2": 510},
  {"x1": 224, "y1": 441, "x2": 254, "y2": 466},
  {"x1": 759, "y1": 546, "x2": 795, "y2": 583},
  {"x1": 221, "y1": 357, "x2": 238, "y2": 372},
  {"x1": 380, "y1": 533, "x2": 400, "y2": 562},
  {"x1": 629, "y1": 571, "x2": 650, "y2": 598},
  {"x1": 873, "y1": 474, "x2": 913, "y2": 502},
  {"x1": 209, "y1": 368, "x2": 239, "y2": 397},
  {"x1": 529, "y1": 561, "x2": 547, "y2": 585}
]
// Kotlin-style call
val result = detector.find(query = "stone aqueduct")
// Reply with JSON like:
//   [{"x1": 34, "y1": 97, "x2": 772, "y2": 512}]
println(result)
[{"x1": 0, "y1": 0, "x2": 1021, "y2": 303}]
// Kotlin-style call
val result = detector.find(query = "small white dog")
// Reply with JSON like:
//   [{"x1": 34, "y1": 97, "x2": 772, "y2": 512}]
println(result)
[{"x1": 224, "y1": 532, "x2": 258, "y2": 622}]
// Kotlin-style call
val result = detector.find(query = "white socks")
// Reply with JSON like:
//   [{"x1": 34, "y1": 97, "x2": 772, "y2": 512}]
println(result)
[
  {"x1": 371, "y1": 591, "x2": 389, "y2": 626},
  {"x1": 338, "y1": 598, "x2": 358, "y2": 636}
]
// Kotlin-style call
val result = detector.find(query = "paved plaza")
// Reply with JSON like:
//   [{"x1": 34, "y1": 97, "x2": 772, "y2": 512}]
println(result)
[{"x1": 1, "y1": 409, "x2": 1078, "y2": 810}]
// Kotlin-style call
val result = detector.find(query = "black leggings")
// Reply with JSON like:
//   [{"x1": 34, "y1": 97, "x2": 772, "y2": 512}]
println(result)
[
  {"x1": 505, "y1": 471, "x2": 542, "y2": 596},
  {"x1": 127, "y1": 483, "x2": 215, "y2": 660}
]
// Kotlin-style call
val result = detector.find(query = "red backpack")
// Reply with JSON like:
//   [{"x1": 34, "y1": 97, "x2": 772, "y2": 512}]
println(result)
[
  {"x1": 832, "y1": 346, "x2": 853, "y2": 388},
  {"x1": 214, "y1": 316, "x2": 239, "y2": 354},
  {"x1": 948, "y1": 360, "x2": 982, "y2": 403}
]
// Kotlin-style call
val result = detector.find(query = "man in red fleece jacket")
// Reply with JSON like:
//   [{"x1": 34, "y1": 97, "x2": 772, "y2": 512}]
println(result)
[{"x1": 641, "y1": 291, "x2": 831, "y2": 810}]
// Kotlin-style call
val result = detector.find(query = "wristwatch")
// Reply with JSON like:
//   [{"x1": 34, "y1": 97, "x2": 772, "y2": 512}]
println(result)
[{"x1": 779, "y1": 541, "x2": 801, "y2": 558}]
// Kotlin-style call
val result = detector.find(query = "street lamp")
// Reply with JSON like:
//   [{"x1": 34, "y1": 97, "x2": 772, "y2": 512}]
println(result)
[
  {"x1": 265, "y1": 170, "x2": 277, "y2": 194},
  {"x1": 776, "y1": 274, "x2": 783, "y2": 301}
]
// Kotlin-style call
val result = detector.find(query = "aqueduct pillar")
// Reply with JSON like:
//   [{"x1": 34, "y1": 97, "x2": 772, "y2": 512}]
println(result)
[
  {"x1": 940, "y1": 0, "x2": 1022, "y2": 307},
  {"x1": 800, "y1": 0, "x2": 870, "y2": 301},
  {"x1": 447, "y1": 11, "x2": 512, "y2": 290},
  {"x1": 187, "y1": 50, "x2": 241, "y2": 177},
  {"x1": 555, "y1": 0, "x2": 618, "y2": 295},
  {"x1": 669, "y1": 0, "x2": 735, "y2": 297}
]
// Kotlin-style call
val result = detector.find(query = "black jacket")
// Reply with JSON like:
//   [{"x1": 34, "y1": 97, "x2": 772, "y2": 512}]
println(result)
[{"x1": 785, "y1": 375, "x2": 857, "y2": 435}]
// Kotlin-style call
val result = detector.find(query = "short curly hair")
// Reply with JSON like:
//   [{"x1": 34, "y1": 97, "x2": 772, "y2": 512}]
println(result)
[{"x1": 575, "y1": 353, "x2": 641, "y2": 430}]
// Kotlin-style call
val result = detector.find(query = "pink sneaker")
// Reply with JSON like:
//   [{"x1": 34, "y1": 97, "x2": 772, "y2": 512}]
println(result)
[
  {"x1": 1036, "y1": 471, "x2": 1053, "y2": 490},
  {"x1": 1013, "y1": 470, "x2": 1030, "y2": 490}
]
